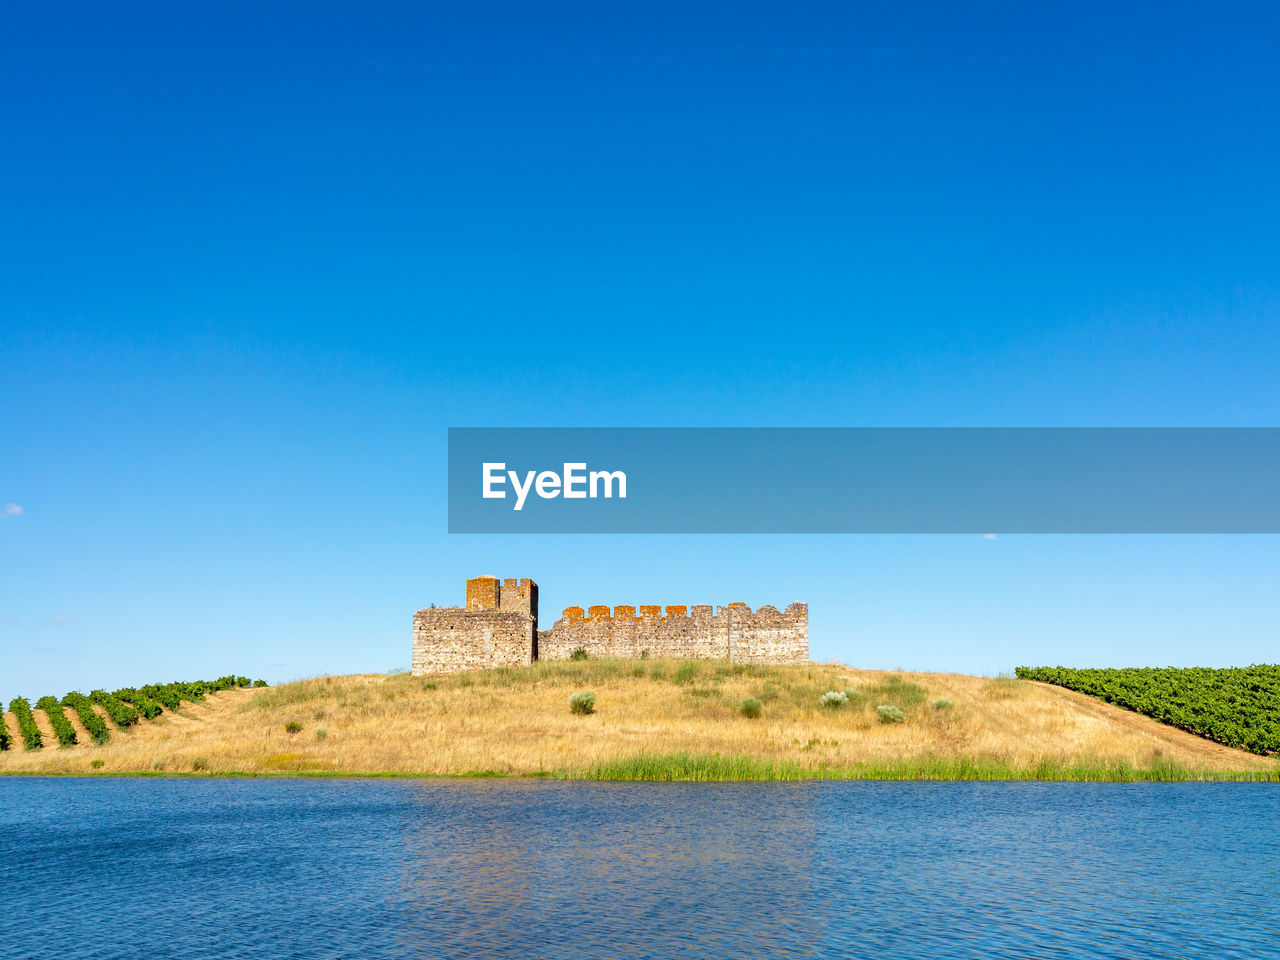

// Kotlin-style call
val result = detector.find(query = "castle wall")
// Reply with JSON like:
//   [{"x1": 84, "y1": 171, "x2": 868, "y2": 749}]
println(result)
[
  {"x1": 412, "y1": 608, "x2": 534, "y2": 674},
  {"x1": 540, "y1": 602, "x2": 808, "y2": 664},
  {"x1": 415, "y1": 575, "x2": 807, "y2": 674}
]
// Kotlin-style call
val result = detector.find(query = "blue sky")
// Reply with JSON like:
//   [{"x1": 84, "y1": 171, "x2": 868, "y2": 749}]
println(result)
[{"x1": 3, "y1": 2, "x2": 1279, "y2": 701}]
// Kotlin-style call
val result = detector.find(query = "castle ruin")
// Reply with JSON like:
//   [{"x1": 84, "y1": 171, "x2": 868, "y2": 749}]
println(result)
[{"x1": 412, "y1": 576, "x2": 808, "y2": 675}]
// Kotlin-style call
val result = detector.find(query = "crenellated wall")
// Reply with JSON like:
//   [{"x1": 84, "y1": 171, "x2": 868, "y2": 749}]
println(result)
[
  {"x1": 412, "y1": 576, "x2": 807, "y2": 675},
  {"x1": 540, "y1": 601, "x2": 808, "y2": 664}
]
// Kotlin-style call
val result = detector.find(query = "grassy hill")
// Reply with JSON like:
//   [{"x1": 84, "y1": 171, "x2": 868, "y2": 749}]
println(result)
[{"x1": 2, "y1": 660, "x2": 1276, "y2": 780}]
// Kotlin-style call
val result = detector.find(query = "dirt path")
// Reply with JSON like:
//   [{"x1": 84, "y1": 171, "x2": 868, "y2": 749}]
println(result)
[
  {"x1": 30, "y1": 706, "x2": 60, "y2": 746},
  {"x1": 57, "y1": 702, "x2": 93, "y2": 744}
]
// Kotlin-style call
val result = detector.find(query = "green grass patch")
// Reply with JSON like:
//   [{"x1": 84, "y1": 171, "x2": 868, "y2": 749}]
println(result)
[
  {"x1": 245, "y1": 679, "x2": 341, "y2": 711},
  {"x1": 578, "y1": 752, "x2": 1280, "y2": 782},
  {"x1": 672, "y1": 662, "x2": 699, "y2": 685},
  {"x1": 862, "y1": 675, "x2": 928, "y2": 710},
  {"x1": 440, "y1": 659, "x2": 636, "y2": 688}
]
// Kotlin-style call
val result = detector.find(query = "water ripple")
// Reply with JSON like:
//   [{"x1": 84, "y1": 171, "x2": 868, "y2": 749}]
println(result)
[{"x1": 0, "y1": 779, "x2": 1276, "y2": 959}]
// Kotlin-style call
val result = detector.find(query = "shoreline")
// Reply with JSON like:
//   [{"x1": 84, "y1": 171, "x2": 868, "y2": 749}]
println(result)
[
  {"x1": 3, "y1": 663, "x2": 1274, "y2": 782},
  {"x1": 3, "y1": 753, "x2": 1277, "y2": 783}
]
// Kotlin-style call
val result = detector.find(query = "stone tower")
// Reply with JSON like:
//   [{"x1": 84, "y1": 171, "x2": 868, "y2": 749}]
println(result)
[
  {"x1": 412, "y1": 576, "x2": 540, "y2": 675},
  {"x1": 466, "y1": 575, "x2": 539, "y2": 657}
]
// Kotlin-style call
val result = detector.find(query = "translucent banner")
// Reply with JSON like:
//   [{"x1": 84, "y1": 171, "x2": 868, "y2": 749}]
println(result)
[{"x1": 447, "y1": 428, "x2": 1280, "y2": 533}]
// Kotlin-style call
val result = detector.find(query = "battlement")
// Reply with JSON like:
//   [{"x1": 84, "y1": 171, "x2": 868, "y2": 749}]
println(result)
[
  {"x1": 413, "y1": 577, "x2": 807, "y2": 675},
  {"x1": 467, "y1": 575, "x2": 537, "y2": 610},
  {"x1": 561, "y1": 602, "x2": 807, "y2": 622},
  {"x1": 540, "y1": 597, "x2": 807, "y2": 664},
  {"x1": 465, "y1": 575, "x2": 500, "y2": 610}
]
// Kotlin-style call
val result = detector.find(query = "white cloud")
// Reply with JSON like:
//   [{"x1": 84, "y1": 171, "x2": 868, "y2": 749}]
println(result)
[
  {"x1": 46, "y1": 615, "x2": 74, "y2": 623},
  {"x1": 981, "y1": 533, "x2": 999, "y2": 540},
  {"x1": 1, "y1": 503, "x2": 22, "y2": 518}
]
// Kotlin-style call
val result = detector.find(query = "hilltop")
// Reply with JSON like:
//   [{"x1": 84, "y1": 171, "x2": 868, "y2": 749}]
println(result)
[{"x1": 1, "y1": 660, "x2": 1274, "y2": 780}]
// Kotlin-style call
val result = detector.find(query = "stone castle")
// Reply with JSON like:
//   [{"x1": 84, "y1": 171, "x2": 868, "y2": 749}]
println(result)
[{"x1": 412, "y1": 576, "x2": 809, "y2": 675}]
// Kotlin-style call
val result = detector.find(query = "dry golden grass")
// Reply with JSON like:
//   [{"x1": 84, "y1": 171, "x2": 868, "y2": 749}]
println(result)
[{"x1": 0, "y1": 660, "x2": 1272, "y2": 778}]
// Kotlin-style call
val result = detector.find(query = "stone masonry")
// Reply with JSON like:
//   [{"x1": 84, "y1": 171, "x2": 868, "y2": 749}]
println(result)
[{"x1": 412, "y1": 575, "x2": 808, "y2": 675}]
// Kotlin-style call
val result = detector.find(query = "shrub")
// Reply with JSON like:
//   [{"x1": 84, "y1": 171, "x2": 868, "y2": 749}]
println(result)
[
  {"x1": 673, "y1": 663, "x2": 698, "y2": 685},
  {"x1": 37, "y1": 696, "x2": 78, "y2": 746},
  {"x1": 91, "y1": 689, "x2": 140, "y2": 728},
  {"x1": 843, "y1": 688, "x2": 864, "y2": 704},
  {"x1": 632, "y1": 666, "x2": 645, "y2": 677},
  {"x1": 134, "y1": 679, "x2": 225, "y2": 710},
  {"x1": 115, "y1": 688, "x2": 164, "y2": 719},
  {"x1": 284, "y1": 721, "x2": 303, "y2": 734},
  {"x1": 0, "y1": 722, "x2": 9, "y2": 751},
  {"x1": 138, "y1": 685, "x2": 182, "y2": 710},
  {"x1": 253, "y1": 679, "x2": 268, "y2": 687},
  {"x1": 9, "y1": 698, "x2": 42, "y2": 750},
  {"x1": 569, "y1": 691, "x2": 596, "y2": 715},
  {"x1": 62, "y1": 692, "x2": 111, "y2": 744},
  {"x1": 133, "y1": 695, "x2": 164, "y2": 719},
  {"x1": 315, "y1": 727, "x2": 328, "y2": 740},
  {"x1": 820, "y1": 690, "x2": 848, "y2": 709},
  {"x1": 739, "y1": 697, "x2": 763, "y2": 719},
  {"x1": 191, "y1": 757, "x2": 208, "y2": 771},
  {"x1": 90, "y1": 759, "x2": 104, "y2": 769},
  {"x1": 570, "y1": 648, "x2": 590, "y2": 661},
  {"x1": 877, "y1": 704, "x2": 906, "y2": 724},
  {"x1": 931, "y1": 697, "x2": 953, "y2": 710}
]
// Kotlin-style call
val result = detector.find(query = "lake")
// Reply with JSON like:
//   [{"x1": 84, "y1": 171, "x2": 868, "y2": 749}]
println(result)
[{"x1": 1, "y1": 778, "x2": 1276, "y2": 958}]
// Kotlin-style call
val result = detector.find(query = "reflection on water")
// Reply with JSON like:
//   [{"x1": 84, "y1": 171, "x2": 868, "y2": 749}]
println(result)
[
  {"x1": 395, "y1": 783, "x2": 821, "y2": 958},
  {"x1": 1, "y1": 778, "x2": 1277, "y2": 959}
]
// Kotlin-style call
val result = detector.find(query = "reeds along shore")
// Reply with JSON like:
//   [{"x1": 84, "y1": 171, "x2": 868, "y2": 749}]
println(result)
[{"x1": 1, "y1": 660, "x2": 1276, "y2": 781}]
